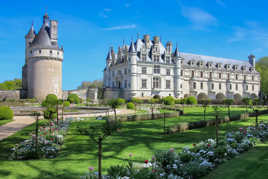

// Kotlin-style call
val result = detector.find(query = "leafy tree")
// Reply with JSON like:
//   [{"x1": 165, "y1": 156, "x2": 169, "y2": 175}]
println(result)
[
  {"x1": 224, "y1": 99, "x2": 233, "y2": 120},
  {"x1": 77, "y1": 80, "x2": 103, "y2": 89},
  {"x1": 162, "y1": 96, "x2": 175, "y2": 105},
  {"x1": 216, "y1": 93, "x2": 225, "y2": 104},
  {"x1": 186, "y1": 96, "x2": 197, "y2": 105},
  {"x1": 197, "y1": 93, "x2": 208, "y2": 103},
  {"x1": 200, "y1": 99, "x2": 211, "y2": 121},
  {"x1": 242, "y1": 98, "x2": 252, "y2": 112},
  {"x1": 131, "y1": 97, "x2": 142, "y2": 111},
  {"x1": 0, "y1": 78, "x2": 22, "y2": 90},
  {"x1": 42, "y1": 94, "x2": 58, "y2": 131},
  {"x1": 256, "y1": 57, "x2": 268, "y2": 102},
  {"x1": 78, "y1": 119, "x2": 121, "y2": 179},
  {"x1": 67, "y1": 93, "x2": 80, "y2": 104},
  {"x1": 107, "y1": 98, "x2": 125, "y2": 120},
  {"x1": 126, "y1": 102, "x2": 135, "y2": 109}
]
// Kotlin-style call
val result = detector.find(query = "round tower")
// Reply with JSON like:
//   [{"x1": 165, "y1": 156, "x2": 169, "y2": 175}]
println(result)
[{"x1": 25, "y1": 14, "x2": 63, "y2": 100}]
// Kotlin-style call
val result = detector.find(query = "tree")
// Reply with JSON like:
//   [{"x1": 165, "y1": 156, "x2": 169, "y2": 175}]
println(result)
[
  {"x1": 78, "y1": 119, "x2": 121, "y2": 179},
  {"x1": 200, "y1": 99, "x2": 211, "y2": 121},
  {"x1": 42, "y1": 94, "x2": 58, "y2": 131},
  {"x1": 162, "y1": 96, "x2": 175, "y2": 105},
  {"x1": 107, "y1": 98, "x2": 125, "y2": 120},
  {"x1": 197, "y1": 93, "x2": 208, "y2": 103},
  {"x1": 186, "y1": 96, "x2": 197, "y2": 105},
  {"x1": 256, "y1": 57, "x2": 268, "y2": 102},
  {"x1": 216, "y1": 93, "x2": 225, "y2": 104},
  {"x1": 58, "y1": 100, "x2": 70, "y2": 123},
  {"x1": 212, "y1": 106, "x2": 221, "y2": 146},
  {"x1": 242, "y1": 98, "x2": 252, "y2": 112},
  {"x1": 149, "y1": 98, "x2": 158, "y2": 119},
  {"x1": 0, "y1": 78, "x2": 22, "y2": 90},
  {"x1": 233, "y1": 93, "x2": 242, "y2": 104},
  {"x1": 131, "y1": 97, "x2": 142, "y2": 112},
  {"x1": 67, "y1": 93, "x2": 80, "y2": 104},
  {"x1": 224, "y1": 99, "x2": 233, "y2": 120}
]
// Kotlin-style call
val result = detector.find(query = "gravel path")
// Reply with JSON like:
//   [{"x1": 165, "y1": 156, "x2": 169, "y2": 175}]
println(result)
[{"x1": 0, "y1": 109, "x2": 134, "y2": 141}]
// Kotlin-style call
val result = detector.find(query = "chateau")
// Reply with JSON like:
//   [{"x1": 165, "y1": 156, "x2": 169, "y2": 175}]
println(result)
[
  {"x1": 22, "y1": 14, "x2": 64, "y2": 100},
  {"x1": 103, "y1": 35, "x2": 260, "y2": 100}
]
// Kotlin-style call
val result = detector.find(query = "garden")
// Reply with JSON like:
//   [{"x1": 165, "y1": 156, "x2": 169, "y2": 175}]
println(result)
[{"x1": 0, "y1": 94, "x2": 268, "y2": 178}]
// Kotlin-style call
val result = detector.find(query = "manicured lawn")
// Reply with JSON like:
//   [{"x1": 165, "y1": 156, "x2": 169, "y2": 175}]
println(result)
[
  {"x1": 0, "y1": 119, "x2": 12, "y2": 126},
  {"x1": 0, "y1": 110, "x2": 267, "y2": 179}
]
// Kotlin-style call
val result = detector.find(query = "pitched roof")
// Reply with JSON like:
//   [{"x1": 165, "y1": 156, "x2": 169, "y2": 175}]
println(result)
[{"x1": 30, "y1": 25, "x2": 54, "y2": 48}]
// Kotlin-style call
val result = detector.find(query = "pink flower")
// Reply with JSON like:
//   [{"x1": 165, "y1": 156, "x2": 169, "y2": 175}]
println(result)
[
  {"x1": 169, "y1": 148, "x2": 174, "y2": 152},
  {"x1": 88, "y1": 167, "x2": 94, "y2": 171},
  {"x1": 129, "y1": 153, "x2": 133, "y2": 157},
  {"x1": 207, "y1": 144, "x2": 211, "y2": 147},
  {"x1": 145, "y1": 160, "x2": 149, "y2": 164}
]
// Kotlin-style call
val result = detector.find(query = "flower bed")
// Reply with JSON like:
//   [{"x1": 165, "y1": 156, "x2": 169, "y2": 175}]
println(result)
[
  {"x1": 83, "y1": 122, "x2": 268, "y2": 179},
  {"x1": 10, "y1": 118, "x2": 71, "y2": 160}
]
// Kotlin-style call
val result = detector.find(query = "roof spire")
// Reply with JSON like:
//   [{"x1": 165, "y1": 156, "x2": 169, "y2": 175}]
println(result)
[
  {"x1": 106, "y1": 47, "x2": 112, "y2": 60},
  {"x1": 174, "y1": 43, "x2": 179, "y2": 57},
  {"x1": 129, "y1": 41, "x2": 136, "y2": 53}
]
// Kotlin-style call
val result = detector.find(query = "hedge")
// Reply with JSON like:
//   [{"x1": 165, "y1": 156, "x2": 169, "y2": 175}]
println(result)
[{"x1": 0, "y1": 105, "x2": 14, "y2": 120}]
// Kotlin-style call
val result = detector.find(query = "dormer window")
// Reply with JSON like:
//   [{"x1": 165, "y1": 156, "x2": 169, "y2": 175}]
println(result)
[
  {"x1": 241, "y1": 66, "x2": 246, "y2": 71},
  {"x1": 217, "y1": 63, "x2": 222, "y2": 69},
  {"x1": 39, "y1": 50, "x2": 42, "y2": 54},
  {"x1": 166, "y1": 56, "x2": 170, "y2": 64},
  {"x1": 142, "y1": 54, "x2": 146, "y2": 61},
  {"x1": 50, "y1": 50, "x2": 52, "y2": 54},
  {"x1": 207, "y1": 62, "x2": 212, "y2": 68}
]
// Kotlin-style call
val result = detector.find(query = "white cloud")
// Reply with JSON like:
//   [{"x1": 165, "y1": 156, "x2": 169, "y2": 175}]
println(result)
[
  {"x1": 103, "y1": 24, "x2": 136, "y2": 31},
  {"x1": 181, "y1": 7, "x2": 217, "y2": 30}
]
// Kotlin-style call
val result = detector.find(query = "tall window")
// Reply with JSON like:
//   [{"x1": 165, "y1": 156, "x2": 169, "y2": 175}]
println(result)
[
  {"x1": 227, "y1": 73, "x2": 230, "y2": 80},
  {"x1": 142, "y1": 79, "x2": 147, "y2": 89},
  {"x1": 154, "y1": 65, "x2": 160, "y2": 74},
  {"x1": 192, "y1": 71, "x2": 195, "y2": 78},
  {"x1": 200, "y1": 71, "x2": 203, "y2": 78},
  {"x1": 246, "y1": 85, "x2": 248, "y2": 90},
  {"x1": 124, "y1": 68, "x2": 127, "y2": 75},
  {"x1": 193, "y1": 82, "x2": 196, "y2": 89},
  {"x1": 236, "y1": 84, "x2": 238, "y2": 91},
  {"x1": 219, "y1": 83, "x2": 221, "y2": 90},
  {"x1": 211, "y1": 83, "x2": 214, "y2": 90},
  {"x1": 154, "y1": 55, "x2": 160, "y2": 62},
  {"x1": 166, "y1": 80, "x2": 171, "y2": 89},
  {"x1": 219, "y1": 73, "x2": 222, "y2": 79},
  {"x1": 230, "y1": 84, "x2": 232, "y2": 90},
  {"x1": 180, "y1": 70, "x2": 183, "y2": 76},
  {"x1": 209, "y1": 72, "x2": 212, "y2": 79},
  {"x1": 200, "y1": 82, "x2": 203, "y2": 89},
  {"x1": 166, "y1": 69, "x2": 171, "y2": 76},
  {"x1": 236, "y1": 74, "x2": 238, "y2": 80},
  {"x1": 244, "y1": 75, "x2": 247, "y2": 81},
  {"x1": 252, "y1": 76, "x2": 254, "y2": 81},
  {"x1": 142, "y1": 67, "x2": 147, "y2": 74},
  {"x1": 153, "y1": 77, "x2": 161, "y2": 88},
  {"x1": 124, "y1": 80, "x2": 127, "y2": 88},
  {"x1": 252, "y1": 85, "x2": 254, "y2": 91},
  {"x1": 166, "y1": 57, "x2": 170, "y2": 64}
]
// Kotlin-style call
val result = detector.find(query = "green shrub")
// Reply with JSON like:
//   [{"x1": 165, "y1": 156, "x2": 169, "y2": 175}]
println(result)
[
  {"x1": 127, "y1": 102, "x2": 135, "y2": 109},
  {"x1": 42, "y1": 94, "x2": 58, "y2": 107},
  {"x1": 0, "y1": 105, "x2": 13, "y2": 120},
  {"x1": 175, "y1": 99, "x2": 181, "y2": 104},
  {"x1": 67, "y1": 93, "x2": 80, "y2": 104},
  {"x1": 117, "y1": 98, "x2": 126, "y2": 105},
  {"x1": 186, "y1": 96, "x2": 197, "y2": 105},
  {"x1": 63, "y1": 101, "x2": 70, "y2": 107},
  {"x1": 162, "y1": 96, "x2": 175, "y2": 105}
]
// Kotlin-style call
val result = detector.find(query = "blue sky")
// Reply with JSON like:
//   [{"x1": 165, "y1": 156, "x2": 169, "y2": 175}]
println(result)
[{"x1": 1, "y1": 0, "x2": 268, "y2": 90}]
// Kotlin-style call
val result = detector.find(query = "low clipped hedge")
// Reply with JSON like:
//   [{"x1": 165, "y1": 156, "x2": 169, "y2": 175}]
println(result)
[
  {"x1": 126, "y1": 102, "x2": 135, "y2": 109},
  {"x1": 0, "y1": 105, "x2": 13, "y2": 120}
]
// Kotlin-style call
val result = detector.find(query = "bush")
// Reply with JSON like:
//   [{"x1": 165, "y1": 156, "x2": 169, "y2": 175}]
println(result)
[
  {"x1": 162, "y1": 96, "x2": 175, "y2": 105},
  {"x1": 42, "y1": 94, "x2": 58, "y2": 107},
  {"x1": 127, "y1": 102, "x2": 135, "y2": 109},
  {"x1": 0, "y1": 106, "x2": 13, "y2": 120},
  {"x1": 153, "y1": 95, "x2": 161, "y2": 99},
  {"x1": 197, "y1": 93, "x2": 208, "y2": 103},
  {"x1": 233, "y1": 93, "x2": 242, "y2": 104},
  {"x1": 63, "y1": 101, "x2": 70, "y2": 107},
  {"x1": 67, "y1": 94, "x2": 80, "y2": 104},
  {"x1": 186, "y1": 96, "x2": 197, "y2": 105},
  {"x1": 216, "y1": 93, "x2": 225, "y2": 103}
]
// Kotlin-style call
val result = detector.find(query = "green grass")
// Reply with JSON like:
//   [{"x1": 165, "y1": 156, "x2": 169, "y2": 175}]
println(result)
[
  {"x1": 0, "y1": 108, "x2": 267, "y2": 179},
  {"x1": 0, "y1": 119, "x2": 12, "y2": 126}
]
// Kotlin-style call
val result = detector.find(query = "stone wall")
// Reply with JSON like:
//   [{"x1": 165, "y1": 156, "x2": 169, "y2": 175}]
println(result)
[
  {"x1": 0, "y1": 90, "x2": 20, "y2": 101},
  {"x1": 63, "y1": 88, "x2": 98, "y2": 103}
]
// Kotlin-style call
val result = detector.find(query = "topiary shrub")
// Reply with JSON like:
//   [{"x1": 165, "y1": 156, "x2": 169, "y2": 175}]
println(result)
[
  {"x1": 216, "y1": 93, "x2": 225, "y2": 104},
  {"x1": 197, "y1": 93, "x2": 208, "y2": 103},
  {"x1": 233, "y1": 93, "x2": 242, "y2": 104},
  {"x1": 0, "y1": 105, "x2": 13, "y2": 120},
  {"x1": 126, "y1": 102, "x2": 135, "y2": 109},
  {"x1": 162, "y1": 96, "x2": 175, "y2": 105},
  {"x1": 153, "y1": 94, "x2": 161, "y2": 99},
  {"x1": 67, "y1": 93, "x2": 80, "y2": 104},
  {"x1": 186, "y1": 96, "x2": 197, "y2": 105}
]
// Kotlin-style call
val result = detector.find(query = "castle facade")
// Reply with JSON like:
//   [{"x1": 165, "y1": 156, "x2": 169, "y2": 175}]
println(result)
[
  {"x1": 22, "y1": 14, "x2": 63, "y2": 100},
  {"x1": 103, "y1": 35, "x2": 260, "y2": 100}
]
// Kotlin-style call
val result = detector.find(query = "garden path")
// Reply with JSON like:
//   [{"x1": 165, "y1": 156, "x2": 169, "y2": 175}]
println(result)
[
  {"x1": 0, "y1": 116, "x2": 36, "y2": 141},
  {"x1": 0, "y1": 109, "x2": 134, "y2": 141}
]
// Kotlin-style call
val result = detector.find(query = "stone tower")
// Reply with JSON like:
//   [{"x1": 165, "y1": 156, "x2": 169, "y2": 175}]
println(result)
[{"x1": 22, "y1": 13, "x2": 63, "y2": 100}]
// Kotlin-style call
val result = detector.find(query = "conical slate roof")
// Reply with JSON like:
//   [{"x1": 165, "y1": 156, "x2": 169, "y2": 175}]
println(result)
[
  {"x1": 174, "y1": 47, "x2": 179, "y2": 57},
  {"x1": 129, "y1": 41, "x2": 136, "y2": 53},
  {"x1": 31, "y1": 25, "x2": 53, "y2": 48},
  {"x1": 106, "y1": 48, "x2": 112, "y2": 60},
  {"x1": 25, "y1": 24, "x2": 35, "y2": 39}
]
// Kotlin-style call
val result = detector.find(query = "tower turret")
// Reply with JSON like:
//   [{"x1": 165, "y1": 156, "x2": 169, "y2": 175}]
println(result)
[
  {"x1": 129, "y1": 41, "x2": 137, "y2": 95},
  {"x1": 248, "y1": 54, "x2": 256, "y2": 68}
]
